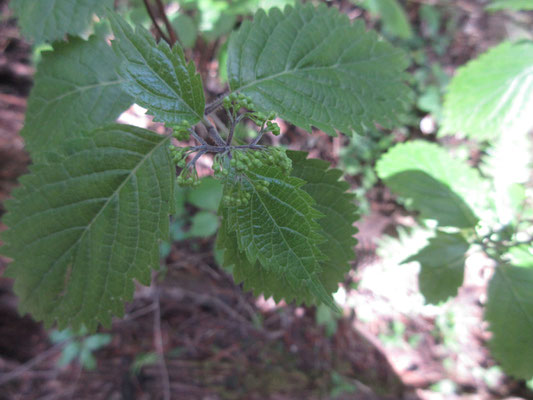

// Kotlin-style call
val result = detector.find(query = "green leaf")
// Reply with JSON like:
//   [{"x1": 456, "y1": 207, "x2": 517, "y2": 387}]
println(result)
[
  {"x1": 227, "y1": 3, "x2": 411, "y2": 136},
  {"x1": 218, "y1": 211, "x2": 324, "y2": 306},
  {"x1": 442, "y1": 41, "x2": 533, "y2": 139},
  {"x1": 358, "y1": 0, "x2": 413, "y2": 39},
  {"x1": 486, "y1": 0, "x2": 533, "y2": 11},
  {"x1": 10, "y1": 0, "x2": 113, "y2": 43},
  {"x1": 218, "y1": 152, "x2": 358, "y2": 310},
  {"x1": 288, "y1": 151, "x2": 359, "y2": 294},
  {"x1": 188, "y1": 211, "x2": 219, "y2": 238},
  {"x1": 58, "y1": 342, "x2": 81, "y2": 367},
  {"x1": 506, "y1": 245, "x2": 533, "y2": 268},
  {"x1": 21, "y1": 35, "x2": 133, "y2": 155},
  {"x1": 187, "y1": 177, "x2": 223, "y2": 212},
  {"x1": 376, "y1": 141, "x2": 485, "y2": 228},
  {"x1": 404, "y1": 232, "x2": 469, "y2": 304},
  {"x1": 486, "y1": 265, "x2": 533, "y2": 378},
  {"x1": 1, "y1": 125, "x2": 173, "y2": 331},
  {"x1": 108, "y1": 12, "x2": 205, "y2": 126},
  {"x1": 173, "y1": 185, "x2": 187, "y2": 218},
  {"x1": 171, "y1": 14, "x2": 198, "y2": 49},
  {"x1": 220, "y1": 162, "x2": 337, "y2": 309}
]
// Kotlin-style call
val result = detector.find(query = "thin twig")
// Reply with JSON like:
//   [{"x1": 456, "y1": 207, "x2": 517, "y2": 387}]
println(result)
[
  {"x1": 142, "y1": 0, "x2": 172, "y2": 44},
  {"x1": 226, "y1": 117, "x2": 237, "y2": 145},
  {"x1": 226, "y1": 113, "x2": 246, "y2": 145},
  {"x1": 187, "y1": 150, "x2": 207, "y2": 168},
  {"x1": 154, "y1": 0, "x2": 178, "y2": 45},
  {"x1": 153, "y1": 288, "x2": 171, "y2": 400},
  {"x1": 0, "y1": 341, "x2": 66, "y2": 386},
  {"x1": 187, "y1": 144, "x2": 264, "y2": 153},
  {"x1": 210, "y1": 113, "x2": 230, "y2": 136},
  {"x1": 251, "y1": 129, "x2": 266, "y2": 146},
  {"x1": 205, "y1": 93, "x2": 229, "y2": 115},
  {"x1": 202, "y1": 117, "x2": 226, "y2": 146},
  {"x1": 190, "y1": 128, "x2": 207, "y2": 146}
]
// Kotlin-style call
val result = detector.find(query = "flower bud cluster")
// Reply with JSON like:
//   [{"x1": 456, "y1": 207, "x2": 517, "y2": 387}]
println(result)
[
  {"x1": 257, "y1": 147, "x2": 292, "y2": 174},
  {"x1": 170, "y1": 120, "x2": 192, "y2": 141},
  {"x1": 223, "y1": 93, "x2": 280, "y2": 136},
  {"x1": 177, "y1": 166, "x2": 199, "y2": 187},
  {"x1": 215, "y1": 147, "x2": 292, "y2": 204},
  {"x1": 168, "y1": 145, "x2": 191, "y2": 169},
  {"x1": 168, "y1": 144, "x2": 200, "y2": 187},
  {"x1": 223, "y1": 92, "x2": 254, "y2": 111},
  {"x1": 212, "y1": 154, "x2": 230, "y2": 179},
  {"x1": 222, "y1": 184, "x2": 252, "y2": 207}
]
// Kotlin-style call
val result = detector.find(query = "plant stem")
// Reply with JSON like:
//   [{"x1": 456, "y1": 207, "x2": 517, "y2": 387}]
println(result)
[
  {"x1": 226, "y1": 114, "x2": 245, "y2": 145},
  {"x1": 142, "y1": 0, "x2": 172, "y2": 44},
  {"x1": 226, "y1": 117, "x2": 237, "y2": 146},
  {"x1": 187, "y1": 150, "x2": 207, "y2": 168},
  {"x1": 190, "y1": 128, "x2": 207, "y2": 146},
  {"x1": 205, "y1": 93, "x2": 229, "y2": 115},
  {"x1": 154, "y1": 0, "x2": 178, "y2": 45},
  {"x1": 251, "y1": 121, "x2": 267, "y2": 145},
  {"x1": 202, "y1": 117, "x2": 226, "y2": 146}
]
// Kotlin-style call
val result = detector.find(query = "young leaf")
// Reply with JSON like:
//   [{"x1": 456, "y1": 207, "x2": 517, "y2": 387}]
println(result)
[
  {"x1": 21, "y1": 35, "x2": 133, "y2": 155},
  {"x1": 108, "y1": 12, "x2": 205, "y2": 126},
  {"x1": 1, "y1": 125, "x2": 173, "y2": 331},
  {"x1": 10, "y1": 0, "x2": 113, "y2": 43},
  {"x1": 217, "y1": 216, "x2": 310, "y2": 305},
  {"x1": 221, "y1": 162, "x2": 339, "y2": 309},
  {"x1": 486, "y1": 265, "x2": 533, "y2": 379},
  {"x1": 288, "y1": 151, "x2": 359, "y2": 294},
  {"x1": 218, "y1": 152, "x2": 358, "y2": 309},
  {"x1": 357, "y1": 0, "x2": 413, "y2": 39},
  {"x1": 376, "y1": 141, "x2": 485, "y2": 228},
  {"x1": 404, "y1": 232, "x2": 469, "y2": 304},
  {"x1": 442, "y1": 41, "x2": 533, "y2": 139},
  {"x1": 227, "y1": 3, "x2": 411, "y2": 136},
  {"x1": 188, "y1": 211, "x2": 219, "y2": 238},
  {"x1": 187, "y1": 177, "x2": 223, "y2": 212},
  {"x1": 486, "y1": 0, "x2": 533, "y2": 11}
]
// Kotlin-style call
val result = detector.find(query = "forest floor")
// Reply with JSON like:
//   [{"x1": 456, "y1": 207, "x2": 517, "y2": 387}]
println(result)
[{"x1": 1, "y1": 0, "x2": 533, "y2": 399}]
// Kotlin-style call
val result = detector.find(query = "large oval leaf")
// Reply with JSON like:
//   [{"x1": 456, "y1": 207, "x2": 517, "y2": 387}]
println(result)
[
  {"x1": 442, "y1": 41, "x2": 533, "y2": 139},
  {"x1": 376, "y1": 141, "x2": 486, "y2": 228},
  {"x1": 10, "y1": 0, "x2": 113, "y2": 43},
  {"x1": 1, "y1": 125, "x2": 173, "y2": 331},
  {"x1": 227, "y1": 3, "x2": 411, "y2": 135},
  {"x1": 21, "y1": 35, "x2": 133, "y2": 155},
  {"x1": 109, "y1": 12, "x2": 205, "y2": 126},
  {"x1": 486, "y1": 264, "x2": 533, "y2": 379}
]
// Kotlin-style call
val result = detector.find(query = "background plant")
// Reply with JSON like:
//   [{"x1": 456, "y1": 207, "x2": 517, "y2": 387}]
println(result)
[{"x1": 376, "y1": 2, "x2": 533, "y2": 379}]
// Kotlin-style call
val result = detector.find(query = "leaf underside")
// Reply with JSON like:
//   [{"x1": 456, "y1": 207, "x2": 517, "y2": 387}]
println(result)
[
  {"x1": 10, "y1": 0, "x2": 113, "y2": 43},
  {"x1": 1, "y1": 125, "x2": 173, "y2": 331},
  {"x1": 376, "y1": 140, "x2": 485, "y2": 228},
  {"x1": 404, "y1": 231, "x2": 469, "y2": 304},
  {"x1": 227, "y1": 3, "x2": 411, "y2": 136},
  {"x1": 486, "y1": 265, "x2": 533, "y2": 379},
  {"x1": 109, "y1": 12, "x2": 205, "y2": 126},
  {"x1": 442, "y1": 41, "x2": 533, "y2": 139},
  {"x1": 21, "y1": 35, "x2": 133, "y2": 156},
  {"x1": 217, "y1": 152, "x2": 358, "y2": 310}
]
